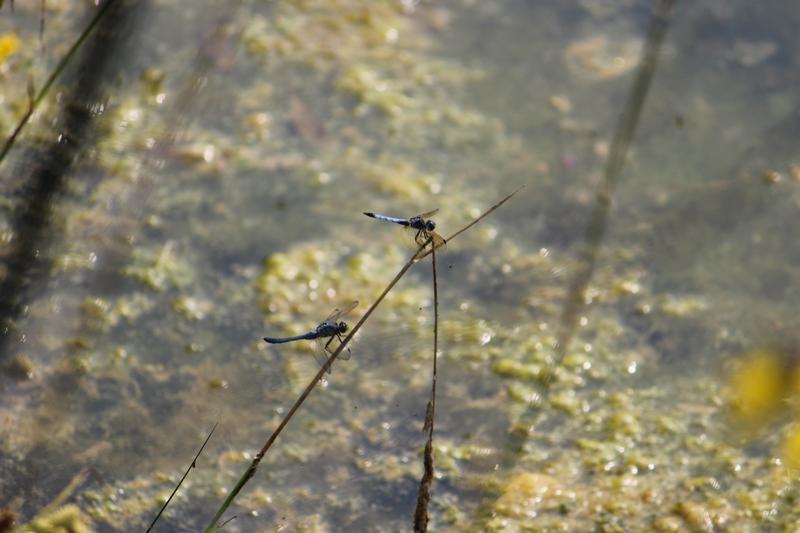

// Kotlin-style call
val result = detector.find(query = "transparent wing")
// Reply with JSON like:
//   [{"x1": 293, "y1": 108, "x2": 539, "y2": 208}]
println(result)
[
  {"x1": 402, "y1": 224, "x2": 420, "y2": 244},
  {"x1": 429, "y1": 231, "x2": 447, "y2": 249},
  {"x1": 313, "y1": 337, "x2": 334, "y2": 374},
  {"x1": 414, "y1": 229, "x2": 447, "y2": 250},
  {"x1": 416, "y1": 208, "x2": 439, "y2": 219},
  {"x1": 325, "y1": 300, "x2": 359, "y2": 322},
  {"x1": 339, "y1": 343, "x2": 352, "y2": 361},
  {"x1": 325, "y1": 334, "x2": 352, "y2": 361},
  {"x1": 313, "y1": 333, "x2": 352, "y2": 374}
]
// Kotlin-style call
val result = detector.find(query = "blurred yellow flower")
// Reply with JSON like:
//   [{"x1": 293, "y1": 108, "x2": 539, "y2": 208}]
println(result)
[
  {"x1": 0, "y1": 32, "x2": 21, "y2": 64},
  {"x1": 729, "y1": 349, "x2": 787, "y2": 424},
  {"x1": 782, "y1": 425, "x2": 800, "y2": 469}
]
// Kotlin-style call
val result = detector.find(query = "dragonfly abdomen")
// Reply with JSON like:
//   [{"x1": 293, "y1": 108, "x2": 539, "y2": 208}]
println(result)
[
  {"x1": 263, "y1": 331, "x2": 318, "y2": 344},
  {"x1": 363, "y1": 212, "x2": 410, "y2": 226}
]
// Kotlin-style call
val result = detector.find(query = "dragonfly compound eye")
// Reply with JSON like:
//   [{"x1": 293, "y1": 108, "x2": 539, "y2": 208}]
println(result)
[
  {"x1": 426, "y1": 220, "x2": 436, "y2": 231},
  {"x1": 339, "y1": 321, "x2": 348, "y2": 333}
]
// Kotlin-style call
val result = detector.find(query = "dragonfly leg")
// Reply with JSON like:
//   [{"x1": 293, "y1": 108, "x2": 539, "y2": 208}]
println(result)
[
  {"x1": 324, "y1": 335, "x2": 335, "y2": 354},
  {"x1": 417, "y1": 229, "x2": 434, "y2": 248},
  {"x1": 414, "y1": 228, "x2": 424, "y2": 246}
]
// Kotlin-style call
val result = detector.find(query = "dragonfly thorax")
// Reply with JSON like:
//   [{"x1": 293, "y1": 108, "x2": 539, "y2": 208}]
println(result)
[
  {"x1": 409, "y1": 217, "x2": 436, "y2": 232},
  {"x1": 317, "y1": 321, "x2": 347, "y2": 337}
]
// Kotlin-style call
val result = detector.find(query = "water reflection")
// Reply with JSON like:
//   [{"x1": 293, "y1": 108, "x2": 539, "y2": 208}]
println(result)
[{"x1": 0, "y1": 1, "x2": 147, "y2": 362}]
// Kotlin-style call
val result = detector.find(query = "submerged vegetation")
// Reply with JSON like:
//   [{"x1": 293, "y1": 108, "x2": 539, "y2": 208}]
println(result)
[{"x1": 1, "y1": 0, "x2": 799, "y2": 531}]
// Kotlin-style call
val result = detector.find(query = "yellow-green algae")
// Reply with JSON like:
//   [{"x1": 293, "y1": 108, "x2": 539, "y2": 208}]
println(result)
[
  {"x1": 124, "y1": 242, "x2": 195, "y2": 291},
  {"x1": 2, "y1": 0, "x2": 799, "y2": 530},
  {"x1": 22, "y1": 504, "x2": 93, "y2": 533}
]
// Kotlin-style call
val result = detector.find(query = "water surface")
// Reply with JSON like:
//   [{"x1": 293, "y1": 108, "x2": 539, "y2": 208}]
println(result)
[{"x1": 1, "y1": 0, "x2": 799, "y2": 530}]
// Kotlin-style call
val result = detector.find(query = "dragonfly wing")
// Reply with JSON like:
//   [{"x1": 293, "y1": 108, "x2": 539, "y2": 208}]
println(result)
[
  {"x1": 339, "y1": 338, "x2": 352, "y2": 361},
  {"x1": 431, "y1": 231, "x2": 447, "y2": 249},
  {"x1": 412, "y1": 230, "x2": 447, "y2": 255},
  {"x1": 313, "y1": 335, "x2": 352, "y2": 371},
  {"x1": 313, "y1": 337, "x2": 333, "y2": 374},
  {"x1": 406, "y1": 225, "x2": 440, "y2": 251},
  {"x1": 416, "y1": 208, "x2": 439, "y2": 219},
  {"x1": 325, "y1": 300, "x2": 359, "y2": 322}
]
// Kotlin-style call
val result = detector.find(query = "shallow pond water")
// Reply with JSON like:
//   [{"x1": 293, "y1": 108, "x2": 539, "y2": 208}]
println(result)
[{"x1": 1, "y1": 0, "x2": 799, "y2": 531}]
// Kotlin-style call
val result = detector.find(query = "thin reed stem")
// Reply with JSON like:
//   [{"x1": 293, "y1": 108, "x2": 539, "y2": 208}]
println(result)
[
  {"x1": 413, "y1": 243, "x2": 439, "y2": 531},
  {"x1": 146, "y1": 423, "x2": 218, "y2": 532}
]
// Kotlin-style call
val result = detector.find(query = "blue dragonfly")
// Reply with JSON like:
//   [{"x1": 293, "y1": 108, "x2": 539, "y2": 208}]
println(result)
[
  {"x1": 363, "y1": 209, "x2": 446, "y2": 249},
  {"x1": 263, "y1": 301, "x2": 358, "y2": 374}
]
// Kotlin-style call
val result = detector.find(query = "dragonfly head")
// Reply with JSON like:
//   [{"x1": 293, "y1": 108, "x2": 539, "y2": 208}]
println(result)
[
  {"x1": 338, "y1": 321, "x2": 349, "y2": 334},
  {"x1": 425, "y1": 220, "x2": 436, "y2": 231}
]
